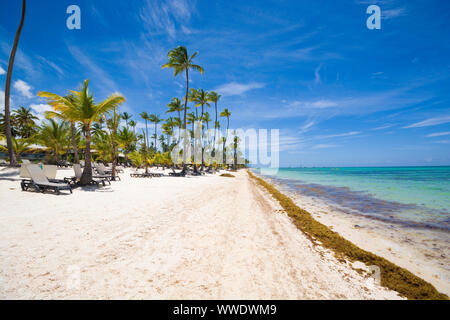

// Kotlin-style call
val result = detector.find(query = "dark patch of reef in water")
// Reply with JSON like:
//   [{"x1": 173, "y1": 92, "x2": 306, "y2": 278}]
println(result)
[
  {"x1": 248, "y1": 170, "x2": 448, "y2": 300},
  {"x1": 269, "y1": 177, "x2": 450, "y2": 232}
]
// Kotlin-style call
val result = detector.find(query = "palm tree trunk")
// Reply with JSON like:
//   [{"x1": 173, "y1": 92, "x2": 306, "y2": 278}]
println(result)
[
  {"x1": 70, "y1": 122, "x2": 79, "y2": 163},
  {"x1": 145, "y1": 121, "x2": 149, "y2": 149},
  {"x1": 80, "y1": 127, "x2": 93, "y2": 185},
  {"x1": 111, "y1": 134, "x2": 117, "y2": 178},
  {"x1": 182, "y1": 69, "x2": 189, "y2": 171},
  {"x1": 214, "y1": 102, "x2": 218, "y2": 146},
  {"x1": 154, "y1": 123, "x2": 157, "y2": 152},
  {"x1": 4, "y1": 0, "x2": 26, "y2": 167}
]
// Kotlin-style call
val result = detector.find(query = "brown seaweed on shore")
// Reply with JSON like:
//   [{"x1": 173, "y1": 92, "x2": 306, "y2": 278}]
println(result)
[
  {"x1": 220, "y1": 173, "x2": 235, "y2": 178},
  {"x1": 248, "y1": 170, "x2": 448, "y2": 300}
]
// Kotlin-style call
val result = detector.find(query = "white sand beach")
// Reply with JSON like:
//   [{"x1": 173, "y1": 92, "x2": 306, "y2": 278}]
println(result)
[{"x1": 0, "y1": 167, "x2": 402, "y2": 299}]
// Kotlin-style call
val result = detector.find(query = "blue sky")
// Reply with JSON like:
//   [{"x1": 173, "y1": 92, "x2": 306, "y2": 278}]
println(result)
[{"x1": 1, "y1": 0, "x2": 449, "y2": 167}]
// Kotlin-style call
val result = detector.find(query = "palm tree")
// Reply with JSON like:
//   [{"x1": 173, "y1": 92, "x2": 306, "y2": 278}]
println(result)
[
  {"x1": 194, "y1": 89, "x2": 210, "y2": 124},
  {"x1": 187, "y1": 112, "x2": 196, "y2": 136},
  {"x1": 128, "y1": 120, "x2": 137, "y2": 134},
  {"x1": 0, "y1": 136, "x2": 32, "y2": 163},
  {"x1": 233, "y1": 134, "x2": 240, "y2": 169},
  {"x1": 44, "y1": 94, "x2": 80, "y2": 164},
  {"x1": 220, "y1": 108, "x2": 231, "y2": 135},
  {"x1": 167, "y1": 97, "x2": 183, "y2": 120},
  {"x1": 149, "y1": 114, "x2": 162, "y2": 152},
  {"x1": 220, "y1": 109, "x2": 231, "y2": 166},
  {"x1": 162, "y1": 46, "x2": 204, "y2": 130},
  {"x1": 139, "y1": 112, "x2": 150, "y2": 149},
  {"x1": 162, "y1": 46, "x2": 204, "y2": 170},
  {"x1": 188, "y1": 88, "x2": 199, "y2": 119},
  {"x1": 4, "y1": 0, "x2": 26, "y2": 166},
  {"x1": 69, "y1": 121, "x2": 80, "y2": 164},
  {"x1": 202, "y1": 112, "x2": 211, "y2": 130},
  {"x1": 38, "y1": 80, "x2": 125, "y2": 185},
  {"x1": 207, "y1": 91, "x2": 221, "y2": 147},
  {"x1": 121, "y1": 112, "x2": 132, "y2": 128},
  {"x1": 161, "y1": 120, "x2": 174, "y2": 150},
  {"x1": 117, "y1": 126, "x2": 137, "y2": 165},
  {"x1": 38, "y1": 119, "x2": 69, "y2": 164},
  {"x1": 13, "y1": 106, "x2": 38, "y2": 138},
  {"x1": 104, "y1": 106, "x2": 121, "y2": 177}
]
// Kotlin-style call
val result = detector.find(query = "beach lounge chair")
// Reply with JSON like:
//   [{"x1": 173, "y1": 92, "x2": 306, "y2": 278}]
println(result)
[
  {"x1": 19, "y1": 163, "x2": 31, "y2": 178},
  {"x1": 106, "y1": 163, "x2": 124, "y2": 174},
  {"x1": 130, "y1": 171, "x2": 152, "y2": 178},
  {"x1": 169, "y1": 168, "x2": 186, "y2": 177},
  {"x1": 21, "y1": 164, "x2": 72, "y2": 195},
  {"x1": 96, "y1": 164, "x2": 121, "y2": 181},
  {"x1": 43, "y1": 165, "x2": 58, "y2": 180},
  {"x1": 65, "y1": 164, "x2": 110, "y2": 186}
]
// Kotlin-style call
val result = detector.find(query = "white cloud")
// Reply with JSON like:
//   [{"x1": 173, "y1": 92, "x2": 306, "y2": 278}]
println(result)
[
  {"x1": 0, "y1": 66, "x2": 5, "y2": 75},
  {"x1": 300, "y1": 120, "x2": 316, "y2": 132},
  {"x1": 426, "y1": 131, "x2": 450, "y2": 138},
  {"x1": 314, "y1": 65, "x2": 322, "y2": 84},
  {"x1": 371, "y1": 124, "x2": 394, "y2": 131},
  {"x1": 404, "y1": 116, "x2": 450, "y2": 128},
  {"x1": 383, "y1": 8, "x2": 407, "y2": 19},
  {"x1": 13, "y1": 79, "x2": 33, "y2": 98},
  {"x1": 316, "y1": 131, "x2": 361, "y2": 139},
  {"x1": 290, "y1": 99, "x2": 338, "y2": 109},
  {"x1": 214, "y1": 82, "x2": 265, "y2": 96},
  {"x1": 313, "y1": 144, "x2": 338, "y2": 150},
  {"x1": 140, "y1": 0, "x2": 194, "y2": 38},
  {"x1": 30, "y1": 104, "x2": 52, "y2": 121}
]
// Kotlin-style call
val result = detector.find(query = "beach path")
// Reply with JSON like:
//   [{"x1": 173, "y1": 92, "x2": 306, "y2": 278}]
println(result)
[{"x1": 0, "y1": 168, "x2": 400, "y2": 299}]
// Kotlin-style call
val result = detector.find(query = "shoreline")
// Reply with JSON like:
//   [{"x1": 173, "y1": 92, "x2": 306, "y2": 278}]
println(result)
[
  {"x1": 249, "y1": 170, "x2": 448, "y2": 299},
  {"x1": 255, "y1": 172, "x2": 450, "y2": 296}
]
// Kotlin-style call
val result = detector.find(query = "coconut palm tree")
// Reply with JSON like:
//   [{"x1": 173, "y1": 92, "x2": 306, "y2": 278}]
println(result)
[
  {"x1": 38, "y1": 119, "x2": 70, "y2": 164},
  {"x1": 162, "y1": 46, "x2": 204, "y2": 130},
  {"x1": 38, "y1": 80, "x2": 125, "y2": 185},
  {"x1": 149, "y1": 114, "x2": 162, "y2": 152},
  {"x1": 207, "y1": 91, "x2": 221, "y2": 147},
  {"x1": 121, "y1": 112, "x2": 132, "y2": 128},
  {"x1": 202, "y1": 112, "x2": 211, "y2": 130},
  {"x1": 187, "y1": 112, "x2": 196, "y2": 136},
  {"x1": 104, "y1": 106, "x2": 121, "y2": 177},
  {"x1": 139, "y1": 112, "x2": 150, "y2": 149},
  {"x1": 162, "y1": 46, "x2": 204, "y2": 171},
  {"x1": 43, "y1": 94, "x2": 81, "y2": 164},
  {"x1": 167, "y1": 98, "x2": 183, "y2": 120},
  {"x1": 0, "y1": 136, "x2": 32, "y2": 163},
  {"x1": 232, "y1": 134, "x2": 240, "y2": 169},
  {"x1": 161, "y1": 120, "x2": 174, "y2": 151},
  {"x1": 117, "y1": 126, "x2": 137, "y2": 165},
  {"x1": 4, "y1": 0, "x2": 26, "y2": 166},
  {"x1": 193, "y1": 89, "x2": 210, "y2": 124},
  {"x1": 220, "y1": 108, "x2": 231, "y2": 134},
  {"x1": 188, "y1": 88, "x2": 199, "y2": 119},
  {"x1": 13, "y1": 106, "x2": 38, "y2": 138},
  {"x1": 128, "y1": 120, "x2": 137, "y2": 134}
]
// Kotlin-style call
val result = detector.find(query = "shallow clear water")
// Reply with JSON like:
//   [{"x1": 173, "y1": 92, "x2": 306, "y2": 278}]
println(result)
[{"x1": 256, "y1": 167, "x2": 450, "y2": 231}]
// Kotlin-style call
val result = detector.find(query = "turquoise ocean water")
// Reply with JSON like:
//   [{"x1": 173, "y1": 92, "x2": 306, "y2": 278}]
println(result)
[{"x1": 256, "y1": 167, "x2": 450, "y2": 231}]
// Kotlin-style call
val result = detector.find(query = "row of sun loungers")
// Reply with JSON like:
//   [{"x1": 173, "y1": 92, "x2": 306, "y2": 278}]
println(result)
[{"x1": 19, "y1": 162, "x2": 122, "y2": 195}]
